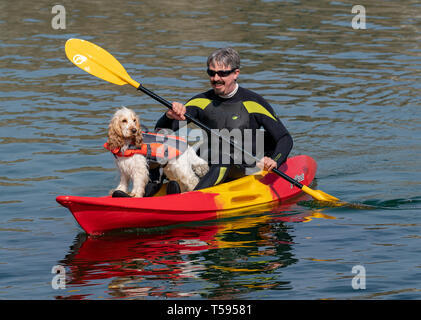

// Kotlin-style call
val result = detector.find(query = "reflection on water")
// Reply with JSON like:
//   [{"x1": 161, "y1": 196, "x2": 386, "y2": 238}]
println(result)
[{"x1": 58, "y1": 202, "x2": 335, "y2": 299}]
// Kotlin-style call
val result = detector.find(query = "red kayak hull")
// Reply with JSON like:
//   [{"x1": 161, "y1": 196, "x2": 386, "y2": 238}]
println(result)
[{"x1": 56, "y1": 155, "x2": 317, "y2": 235}]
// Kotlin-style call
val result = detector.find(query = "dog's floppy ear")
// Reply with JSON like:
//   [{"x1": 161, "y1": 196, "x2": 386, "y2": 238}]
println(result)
[
  {"x1": 134, "y1": 114, "x2": 143, "y2": 148},
  {"x1": 107, "y1": 114, "x2": 125, "y2": 151}
]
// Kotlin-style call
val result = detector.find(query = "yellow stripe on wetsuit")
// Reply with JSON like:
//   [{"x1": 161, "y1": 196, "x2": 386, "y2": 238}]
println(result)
[
  {"x1": 214, "y1": 167, "x2": 227, "y2": 185},
  {"x1": 185, "y1": 98, "x2": 277, "y2": 122},
  {"x1": 242, "y1": 101, "x2": 277, "y2": 121},
  {"x1": 185, "y1": 98, "x2": 212, "y2": 109}
]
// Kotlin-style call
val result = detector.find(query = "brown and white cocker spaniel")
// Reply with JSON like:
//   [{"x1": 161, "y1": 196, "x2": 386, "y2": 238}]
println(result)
[{"x1": 107, "y1": 107, "x2": 208, "y2": 197}]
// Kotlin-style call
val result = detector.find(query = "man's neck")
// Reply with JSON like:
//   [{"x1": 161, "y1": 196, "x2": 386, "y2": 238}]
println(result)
[{"x1": 218, "y1": 83, "x2": 239, "y2": 99}]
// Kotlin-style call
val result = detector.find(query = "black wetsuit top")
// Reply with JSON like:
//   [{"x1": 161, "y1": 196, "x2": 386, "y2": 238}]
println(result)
[{"x1": 155, "y1": 86, "x2": 293, "y2": 168}]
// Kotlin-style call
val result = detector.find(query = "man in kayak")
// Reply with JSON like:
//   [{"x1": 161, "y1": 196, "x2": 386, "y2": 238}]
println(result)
[{"x1": 151, "y1": 47, "x2": 293, "y2": 194}]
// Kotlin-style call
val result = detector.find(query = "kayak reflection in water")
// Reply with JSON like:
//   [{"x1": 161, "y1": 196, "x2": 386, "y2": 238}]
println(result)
[
  {"x1": 56, "y1": 205, "x2": 294, "y2": 299},
  {"x1": 148, "y1": 47, "x2": 293, "y2": 194}
]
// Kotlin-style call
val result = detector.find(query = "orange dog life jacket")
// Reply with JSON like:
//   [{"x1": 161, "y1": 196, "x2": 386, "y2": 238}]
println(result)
[{"x1": 104, "y1": 131, "x2": 189, "y2": 163}]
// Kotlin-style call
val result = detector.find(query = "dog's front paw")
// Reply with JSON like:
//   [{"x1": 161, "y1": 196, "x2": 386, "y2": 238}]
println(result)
[
  {"x1": 192, "y1": 163, "x2": 209, "y2": 178},
  {"x1": 129, "y1": 191, "x2": 145, "y2": 198}
]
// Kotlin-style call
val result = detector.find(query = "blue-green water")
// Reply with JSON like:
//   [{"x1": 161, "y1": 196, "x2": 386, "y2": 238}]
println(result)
[{"x1": 0, "y1": 0, "x2": 420, "y2": 300}]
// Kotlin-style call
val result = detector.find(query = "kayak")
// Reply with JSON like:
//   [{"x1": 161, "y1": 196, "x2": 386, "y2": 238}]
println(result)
[{"x1": 56, "y1": 155, "x2": 317, "y2": 235}]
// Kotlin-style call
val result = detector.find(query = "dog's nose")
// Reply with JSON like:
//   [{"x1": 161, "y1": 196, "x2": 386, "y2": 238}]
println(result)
[{"x1": 131, "y1": 128, "x2": 137, "y2": 134}]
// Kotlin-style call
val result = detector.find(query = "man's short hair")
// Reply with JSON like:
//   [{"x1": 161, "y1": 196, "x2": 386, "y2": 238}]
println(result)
[{"x1": 207, "y1": 47, "x2": 240, "y2": 70}]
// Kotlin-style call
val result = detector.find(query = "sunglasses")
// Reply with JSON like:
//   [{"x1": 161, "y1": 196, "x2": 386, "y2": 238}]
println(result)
[{"x1": 206, "y1": 68, "x2": 237, "y2": 77}]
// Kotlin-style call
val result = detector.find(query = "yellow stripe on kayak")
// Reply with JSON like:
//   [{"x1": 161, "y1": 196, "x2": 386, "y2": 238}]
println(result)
[{"x1": 199, "y1": 172, "x2": 274, "y2": 213}]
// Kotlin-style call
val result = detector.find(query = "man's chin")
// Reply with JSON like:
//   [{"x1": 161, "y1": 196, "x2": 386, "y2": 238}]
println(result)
[{"x1": 212, "y1": 86, "x2": 225, "y2": 95}]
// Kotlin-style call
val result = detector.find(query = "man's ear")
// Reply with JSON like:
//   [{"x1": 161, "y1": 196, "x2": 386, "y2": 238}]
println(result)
[{"x1": 233, "y1": 68, "x2": 240, "y2": 80}]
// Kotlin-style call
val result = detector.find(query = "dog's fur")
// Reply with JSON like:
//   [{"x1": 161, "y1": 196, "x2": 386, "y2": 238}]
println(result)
[{"x1": 107, "y1": 107, "x2": 209, "y2": 197}]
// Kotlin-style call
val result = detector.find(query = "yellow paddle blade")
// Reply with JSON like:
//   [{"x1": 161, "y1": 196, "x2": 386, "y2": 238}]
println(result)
[
  {"x1": 301, "y1": 185, "x2": 340, "y2": 202},
  {"x1": 65, "y1": 38, "x2": 140, "y2": 88}
]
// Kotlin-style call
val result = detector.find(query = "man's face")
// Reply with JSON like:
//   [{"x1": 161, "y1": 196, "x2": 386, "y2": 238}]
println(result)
[{"x1": 208, "y1": 62, "x2": 240, "y2": 96}]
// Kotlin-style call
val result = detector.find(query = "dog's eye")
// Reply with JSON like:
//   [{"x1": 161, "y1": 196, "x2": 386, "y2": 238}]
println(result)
[
  {"x1": 133, "y1": 119, "x2": 137, "y2": 122},
  {"x1": 122, "y1": 119, "x2": 127, "y2": 123}
]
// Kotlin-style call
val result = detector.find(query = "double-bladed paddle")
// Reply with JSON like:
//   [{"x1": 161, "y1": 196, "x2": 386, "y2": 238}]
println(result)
[{"x1": 64, "y1": 38, "x2": 340, "y2": 203}]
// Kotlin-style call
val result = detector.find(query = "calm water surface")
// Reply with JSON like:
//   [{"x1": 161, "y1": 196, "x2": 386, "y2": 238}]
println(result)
[{"x1": 0, "y1": 0, "x2": 420, "y2": 300}]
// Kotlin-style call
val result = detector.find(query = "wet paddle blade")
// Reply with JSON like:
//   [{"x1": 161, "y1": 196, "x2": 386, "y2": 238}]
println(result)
[
  {"x1": 301, "y1": 185, "x2": 374, "y2": 209},
  {"x1": 65, "y1": 38, "x2": 140, "y2": 88},
  {"x1": 301, "y1": 185, "x2": 340, "y2": 202}
]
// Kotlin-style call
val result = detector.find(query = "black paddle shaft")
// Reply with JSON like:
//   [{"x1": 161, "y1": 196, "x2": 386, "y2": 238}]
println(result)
[
  {"x1": 137, "y1": 84, "x2": 252, "y2": 156},
  {"x1": 137, "y1": 84, "x2": 304, "y2": 190},
  {"x1": 137, "y1": 84, "x2": 213, "y2": 134}
]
